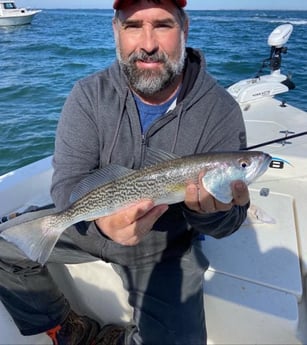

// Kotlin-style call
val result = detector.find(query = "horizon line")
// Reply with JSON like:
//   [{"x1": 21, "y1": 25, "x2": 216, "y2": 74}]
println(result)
[{"x1": 38, "y1": 7, "x2": 307, "y2": 11}]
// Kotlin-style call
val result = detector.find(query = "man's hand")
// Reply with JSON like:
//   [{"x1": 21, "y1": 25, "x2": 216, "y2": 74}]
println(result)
[
  {"x1": 184, "y1": 173, "x2": 250, "y2": 214},
  {"x1": 95, "y1": 200, "x2": 168, "y2": 246}
]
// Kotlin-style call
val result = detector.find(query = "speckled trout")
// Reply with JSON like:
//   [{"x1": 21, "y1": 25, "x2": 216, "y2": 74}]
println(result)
[{"x1": 0, "y1": 151, "x2": 272, "y2": 264}]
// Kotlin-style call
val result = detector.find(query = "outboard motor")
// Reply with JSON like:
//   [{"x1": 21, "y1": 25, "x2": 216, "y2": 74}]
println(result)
[
  {"x1": 257, "y1": 24, "x2": 295, "y2": 89},
  {"x1": 228, "y1": 24, "x2": 295, "y2": 103}
]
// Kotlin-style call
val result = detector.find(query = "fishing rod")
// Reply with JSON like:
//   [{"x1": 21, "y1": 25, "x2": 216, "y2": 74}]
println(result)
[
  {"x1": 244, "y1": 130, "x2": 307, "y2": 150},
  {"x1": 244, "y1": 131, "x2": 307, "y2": 169}
]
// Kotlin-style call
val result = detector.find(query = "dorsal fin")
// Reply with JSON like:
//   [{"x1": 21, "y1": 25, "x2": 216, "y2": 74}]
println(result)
[
  {"x1": 69, "y1": 164, "x2": 134, "y2": 203},
  {"x1": 144, "y1": 147, "x2": 180, "y2": 167}
]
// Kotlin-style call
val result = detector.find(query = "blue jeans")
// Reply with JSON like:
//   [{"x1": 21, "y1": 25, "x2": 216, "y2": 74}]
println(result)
[{"x1": 0, "y1": 223, "x2": 208, "y2": 345}]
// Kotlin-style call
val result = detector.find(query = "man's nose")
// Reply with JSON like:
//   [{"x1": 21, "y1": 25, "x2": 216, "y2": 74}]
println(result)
[{"x1": 140, "y1": 27, "x2": 159, "y2": 54}]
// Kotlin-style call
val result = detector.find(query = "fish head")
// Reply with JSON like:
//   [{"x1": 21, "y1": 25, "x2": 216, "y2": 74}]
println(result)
[
  {"x1": 201, "y1": 151, "x2": 272, "y2": 204},
  {"x1": 235, "y1": 151, "x2": 272, "y2": 184}
]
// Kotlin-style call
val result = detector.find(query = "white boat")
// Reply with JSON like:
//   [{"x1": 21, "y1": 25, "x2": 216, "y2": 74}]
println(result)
[
  {"x1": 0, "y1": 1, "x2": 41, "y2": 26},
  {"x1": 0, "y1": 24, "x2": 306, "y2": 344}
]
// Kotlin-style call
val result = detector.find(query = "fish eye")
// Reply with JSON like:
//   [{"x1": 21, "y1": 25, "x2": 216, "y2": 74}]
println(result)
[{"x1": 239, "y1": 159, "x2": 250, "y2": 169}]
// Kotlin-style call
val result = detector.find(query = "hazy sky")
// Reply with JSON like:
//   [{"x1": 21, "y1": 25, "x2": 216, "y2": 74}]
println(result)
[{"x1": 20, "y1": 0, "x2": 307, "y2": 10}]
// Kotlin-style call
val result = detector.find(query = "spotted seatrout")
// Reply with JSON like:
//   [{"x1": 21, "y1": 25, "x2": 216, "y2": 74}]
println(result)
[{"x1": 0, "y1": 151, "x2": 272, "y2": 264}]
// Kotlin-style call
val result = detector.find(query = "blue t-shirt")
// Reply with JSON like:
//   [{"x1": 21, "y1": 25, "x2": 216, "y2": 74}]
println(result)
[{"x1": 133, "y1": 91, "x2": 179, "y2": 133}]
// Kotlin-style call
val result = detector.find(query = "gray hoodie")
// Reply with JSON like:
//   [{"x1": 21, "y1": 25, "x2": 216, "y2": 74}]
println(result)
[{"x1": 51, "y1": 48, "x2": 248, "y2": 265}]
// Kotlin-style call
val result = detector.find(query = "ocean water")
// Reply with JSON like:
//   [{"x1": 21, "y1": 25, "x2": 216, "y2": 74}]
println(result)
[{"x1": 0, "y1": 9, "x2": 306, "y2": 176}]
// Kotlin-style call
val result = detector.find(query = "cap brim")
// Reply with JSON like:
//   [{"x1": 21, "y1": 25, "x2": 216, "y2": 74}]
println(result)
[{"x1": 113, "y1": 0, "x2": 187, "y2": 10}]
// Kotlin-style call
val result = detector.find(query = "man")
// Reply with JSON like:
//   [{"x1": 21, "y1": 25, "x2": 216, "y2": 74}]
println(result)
[{"x1": 0, "y1": 0, "x2": 249, "y2": 344}]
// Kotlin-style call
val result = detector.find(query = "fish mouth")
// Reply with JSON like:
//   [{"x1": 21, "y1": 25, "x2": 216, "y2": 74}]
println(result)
[
  {"x1": 263, "y1": 153, "x2": 273, "y2": 171},
  {"x1": 246, "y1": 152, "x2": 272, "y2": 182},
  {"x1": 258, "y1": 153, "x2": 272, "y2": 175}
]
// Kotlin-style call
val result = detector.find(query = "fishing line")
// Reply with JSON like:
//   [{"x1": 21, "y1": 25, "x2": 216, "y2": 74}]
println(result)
[{"x1": 244, "y1": 131, "x2": 307, "y2": 150}]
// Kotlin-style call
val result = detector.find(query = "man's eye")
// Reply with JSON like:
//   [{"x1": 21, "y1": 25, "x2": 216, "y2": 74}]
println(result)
[
  {"x1": 121, "y1": 20, "x2": 142, "y2": 30},
  {"x1": 157, "y1": 24, "x2": 172, "y2": 28},
  {"x1": 124, "y1": 24, "x2": 140, "y2": 29},
  {"x1": 155, "y1": 22, "x2": 175, "y2": 29}
]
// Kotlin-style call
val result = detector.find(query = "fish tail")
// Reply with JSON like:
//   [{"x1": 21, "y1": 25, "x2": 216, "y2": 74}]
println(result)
[{"x1": 0, "y1": 208, "x2": 63, "y2": 265}]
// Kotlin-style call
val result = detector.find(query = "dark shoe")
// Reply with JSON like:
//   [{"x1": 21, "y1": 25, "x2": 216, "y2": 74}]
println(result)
[
  {"x1": 95, "y1": 324, "x2": 126, "y2": 345},
  {"x1": 46, "y1": 310, "x2": 100, "y2": 345}
]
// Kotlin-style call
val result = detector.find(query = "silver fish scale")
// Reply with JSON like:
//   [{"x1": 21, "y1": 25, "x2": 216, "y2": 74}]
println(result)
[
  {"x1": 54, "y1": 156, "x2": 209, "y2": 227},
  {"x1": 50, "y1": 151, "x2": 269, "y2": 230}
]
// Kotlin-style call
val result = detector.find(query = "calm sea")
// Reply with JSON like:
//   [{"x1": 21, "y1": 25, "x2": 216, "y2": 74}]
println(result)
[{"x1": 0, "y1": 9, "x2": 306, "y2": 176}]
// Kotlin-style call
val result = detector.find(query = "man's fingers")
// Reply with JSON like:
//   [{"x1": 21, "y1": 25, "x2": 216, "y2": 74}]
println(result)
[
  {"x1": 99, "y1": 199, "x2": 155, "y2": 229},
  {"x1": 134, "y1": 204, "x2": 168, "y2": 236},
  {"x1": 185, "y1": 174, "x2": 218, "y2": 213},
  {"x1": 185, "y1": 175, "x2": 249, "y2": 214},
  {"x1": 184, "y1": 184, "x2": 200, "y2": 212},
  {"x1": 120, "y1": 204, "x2": 169, "y2": 245},
  {"x1": 95, "y1": 200, "x2": 168, "y2": 246},
  {"x1": 231, "y1": 181, "x2": 250, "y2": 206}
]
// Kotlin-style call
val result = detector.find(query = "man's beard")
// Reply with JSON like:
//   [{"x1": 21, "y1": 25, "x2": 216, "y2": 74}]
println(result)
[{"x1": 117, "y1": 36, "x2": 186, "y2": 96}]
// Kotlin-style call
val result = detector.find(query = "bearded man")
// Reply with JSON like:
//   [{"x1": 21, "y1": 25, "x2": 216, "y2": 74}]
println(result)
[{"x1": 0, "y1": 1, "x2": 249, "y2": 344}]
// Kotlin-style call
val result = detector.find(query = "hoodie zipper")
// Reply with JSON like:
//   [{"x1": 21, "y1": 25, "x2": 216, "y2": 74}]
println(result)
[{"x1": 140, "y1": 133, "x2": 147, "y2": 168}]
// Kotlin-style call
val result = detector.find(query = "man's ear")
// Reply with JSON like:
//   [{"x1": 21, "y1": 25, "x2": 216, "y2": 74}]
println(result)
[
  {"x1": 112, "y1": 17, "x2": 119, "y2": 43},
  {"x1": 183, "y1": 18, "x2": 189, "y2": 41}
]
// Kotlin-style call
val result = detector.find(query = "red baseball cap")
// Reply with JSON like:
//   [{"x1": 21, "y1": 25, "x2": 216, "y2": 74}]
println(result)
[{"x1": 113, "y1": 0, "x2": 187, "y2": 10}]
